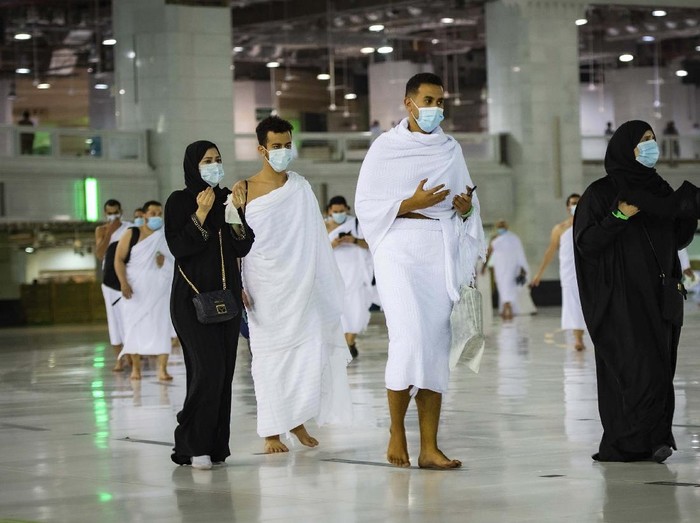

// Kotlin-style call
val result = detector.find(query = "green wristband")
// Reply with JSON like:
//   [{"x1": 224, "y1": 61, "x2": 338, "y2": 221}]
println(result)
[
  {"x1": 461, "y1": 207, "x2": 474, "y2": 219},
  {"x1": 611, "y1": 209, "x2": 629, "y2": 221}
]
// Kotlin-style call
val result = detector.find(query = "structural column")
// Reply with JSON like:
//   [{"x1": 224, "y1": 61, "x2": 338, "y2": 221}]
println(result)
[
  {"x1": 112, "y1": 0, "x2": 234, "y2": 198},
  {"x1": 486, "y1": 0, "x2": 585, "y2": 271}
]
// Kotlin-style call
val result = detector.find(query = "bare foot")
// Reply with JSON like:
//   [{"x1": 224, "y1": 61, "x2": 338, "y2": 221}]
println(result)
[
  {"x1": 574, "y1": 342, "x2": 586, "y2": 351},
  {"x1": 130, "y1": 372, "x2": 141, "y2": 380},
  {"x1": 158, "y1": 373, "x2": 173, "y2": 381},
  {"x1": 264, "y1": 435, "x2": 289, "y2": 454},
  {"x1": 387, "y1": 428, "x2": 411, "y2": 467},
  {"x1": 112, "y1": 363, "x2": 124, "y2": 372},
  {"x1": 290, "y1": 424, "x2": 319, "y2": 448},
  {"x1": 418, "y1": 448, "x2": 462, "y2": 469}
]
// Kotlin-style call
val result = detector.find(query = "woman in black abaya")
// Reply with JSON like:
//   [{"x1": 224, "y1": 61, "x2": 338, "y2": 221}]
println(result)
[
  {"x1": 574, "y1": 120, "x2": 699, "y2": 463},
  {"x1": 165, "y1": 141, "x2": 254, "y2": 469}
]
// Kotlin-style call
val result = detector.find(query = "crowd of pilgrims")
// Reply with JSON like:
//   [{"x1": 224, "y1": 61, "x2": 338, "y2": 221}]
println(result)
[{"x1": 94, "y1": 73, "x2": 700, "y2": 471}]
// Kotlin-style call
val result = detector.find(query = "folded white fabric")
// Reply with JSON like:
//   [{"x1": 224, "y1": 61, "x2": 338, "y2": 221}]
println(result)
[{"x1": 224, "y1": 194, "x2": 243, "y2": 225}]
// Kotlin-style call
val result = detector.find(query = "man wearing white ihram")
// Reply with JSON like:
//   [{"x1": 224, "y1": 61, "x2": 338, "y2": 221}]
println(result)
[
  {"x1": 356, "y1": 73, "x2": 485, "y2": 469},
  {"x1": 235, "y1": 116, "x2": 353, "y2": 454}
]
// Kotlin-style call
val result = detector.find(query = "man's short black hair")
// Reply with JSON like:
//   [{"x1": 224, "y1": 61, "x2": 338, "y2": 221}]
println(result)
[
  {"x1": 142, "y1": 200, "x2": 162, "y2": 212},
  {"x1": 328, "y1": 196, "x2": 348, "y2": 208},
  {"x1": 566, "y1": 193, "x2": 580, "y2": 206},
  {"x1": 104, "y1": 199, "x2": 121, "y2": 210},
  {"x1": 405, "y1": 73, "x2": 444, "y2": 97},
  {"x1": 256, "y1": 116, "x2": 294, "y2": 147}
]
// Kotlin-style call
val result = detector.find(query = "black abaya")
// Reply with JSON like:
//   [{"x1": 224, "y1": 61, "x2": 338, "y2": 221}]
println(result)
[
  {"x1": 574, "y1": 121, "x2": 698, "y2": 462},
  {"x1": 165, "y1": 141, "x2": 254, "y2": 464}
]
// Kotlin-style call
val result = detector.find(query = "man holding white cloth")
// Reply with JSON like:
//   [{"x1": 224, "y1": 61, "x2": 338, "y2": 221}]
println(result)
[{"x1": 356, "y1": 73, "x2": 485, "y2": 469}]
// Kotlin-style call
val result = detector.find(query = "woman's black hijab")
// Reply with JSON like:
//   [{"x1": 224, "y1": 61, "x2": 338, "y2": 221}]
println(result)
[{"x1": 183, "y1": 140, "x2": 228, "y2": 228}]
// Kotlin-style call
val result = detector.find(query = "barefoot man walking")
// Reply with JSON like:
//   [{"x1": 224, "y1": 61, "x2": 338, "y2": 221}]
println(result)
[
  {"x1": 235, "y1": 116, "x2": 353, "y2": 454},
  {"x1": 356, "y1": 73, "x2": 485, "y2": 469}
]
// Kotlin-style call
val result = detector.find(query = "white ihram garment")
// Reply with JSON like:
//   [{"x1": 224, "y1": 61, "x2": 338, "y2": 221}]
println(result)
[
  {"x1": 119, "y1": 229, "x2": 174, "y2": 356},
  {"x1": 242, "y1": 172, "x2": 353, "y2": 437},
  {"x1": 559, "y1": 226, "x2": 586, "y2": 330},
  {"x1": 355, "y1": 118, "x2": 485, "y2": 394},
  {"x1": 328, "y1": 217, "x2": 373, "y2": 334},
  {"x1": 101, "y1": 221, "x2": 132, "y2": 346},
  {"x1": 491, "y1": 231, "x2": 529, "y2": 314}
]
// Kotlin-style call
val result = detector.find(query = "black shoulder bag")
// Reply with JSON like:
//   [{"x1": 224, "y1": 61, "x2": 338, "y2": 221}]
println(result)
[
  {"x1": 178, "y1": 230, "x2": 239, "y2": 324},
  {"x1": 642, "y1": 224, "x2": 686, "y2": 326}
]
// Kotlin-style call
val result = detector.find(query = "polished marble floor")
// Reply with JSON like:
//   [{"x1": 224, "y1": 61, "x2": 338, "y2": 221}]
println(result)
[{"x1": 1, "y1": 305, "x2": 700, "y2": 522}]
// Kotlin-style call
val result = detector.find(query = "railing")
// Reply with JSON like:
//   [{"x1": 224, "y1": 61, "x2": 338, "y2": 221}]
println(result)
[
  {"x1": 232, "y1": 131, "x2": 503, "y2": 164},
  {"x1": 0, "y1": 124, "x2": 148, "y2": 162},
  {"x1": 582, "y1": 135, "x2": 700, "y2": 162}
]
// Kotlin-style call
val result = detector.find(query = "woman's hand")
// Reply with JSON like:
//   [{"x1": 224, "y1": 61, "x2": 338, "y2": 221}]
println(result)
[
  {"x1": 618, "y1": 201, "x2": 640, "y2": 217},
  {"x1": 231, "y1": 181, "x2": 247, "y2": 209},
  {"x1": 196, "y1": 187, "x2": 215, "y2": 224}
]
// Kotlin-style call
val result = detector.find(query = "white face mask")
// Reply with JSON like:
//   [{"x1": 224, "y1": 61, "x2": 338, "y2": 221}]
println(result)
[
  {"x1": 265, "y1": 147, "x2": 293, "y2": 172},
  {"x1": 106, "y1": 213, "x2": 121, "y2": 222},
  {"x1": 200, "y1": 163, "x2": 225, "y2": 187},
  {"x1": 569, "y1": 204, "x2": 577, "y2": 216},
  {"x1": 410, "y1": 99, "x2": 444, "y2": 133}
]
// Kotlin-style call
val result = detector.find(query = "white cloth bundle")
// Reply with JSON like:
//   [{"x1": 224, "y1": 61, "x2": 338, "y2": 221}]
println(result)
[
  {"x1": 449, "y1": 285, "x2": 486, "y2": 373},
  {"x1": 224, "y1": 193, "x2": 243, "y2": 225},
  {"x1": 355, "y1": 118, "x2": 486, "y2": 301}
]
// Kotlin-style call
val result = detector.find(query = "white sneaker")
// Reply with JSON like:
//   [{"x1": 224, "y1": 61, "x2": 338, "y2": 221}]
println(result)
[{"x1": 191, "y1": 455, "x2": 212, "y2": 470}]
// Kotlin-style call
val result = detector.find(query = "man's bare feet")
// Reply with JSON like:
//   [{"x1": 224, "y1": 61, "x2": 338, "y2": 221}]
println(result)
[
  {"x1": 290, "y1": 424, "x2": 319, "y2": 448},
  {"x1": 418, "y1": 448, "x2": 462, "y2": 469},
  {"x1": 112, "y1": 363, "x2": 124, "y2": 372},
  {"x1": 158, "y1": 373, "x2": 173, "y2": 381},
  {"x1": 264, "y1": 435, "x2": 289, "y2": 453},
  {"x1": 387, "y1": 428, "x2": 411, "y2": 467},
  {"x1": 574, "y1": 342, "x2": 586, "y2": 351}
]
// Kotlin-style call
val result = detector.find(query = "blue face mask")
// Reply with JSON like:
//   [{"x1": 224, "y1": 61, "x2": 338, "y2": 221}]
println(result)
[
  {"x1": 266, "y1": 148, "x2": 293, "y2": 173},
  {"x1": 332, "y1": 212, "x2": 347, "y2": 224},
  {"x1": 133, "y1": 217, "x2": 145, "y2": 227},
  {"x1": 147, "y1": 216, "x2": 163, "y2": 231},
  {"x1": 200, "y1": 163, "x2": 225, "y2": 187},
  {"x1": 635, "y1": 139, "x2": 659, "y2": 168},
  {"x1": 497, "y1": 228, "x2": 507, "y2": 235},
  {"x1": 410, "y1": 99, "x2": 444, "y2": 133}
]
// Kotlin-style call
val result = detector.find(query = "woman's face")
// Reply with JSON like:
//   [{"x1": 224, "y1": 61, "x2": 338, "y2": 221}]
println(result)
[
  {"x1": 633, "y1": 129, "x2": 655, "y2": 157},
  {"x1": 199, "y1": 147, "x2": 221, "y2": 166}
]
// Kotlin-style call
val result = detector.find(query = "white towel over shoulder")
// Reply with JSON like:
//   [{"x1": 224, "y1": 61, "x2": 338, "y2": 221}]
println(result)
[{"x1": 242, "y1": 171, "x2": 353, "y2": 437}]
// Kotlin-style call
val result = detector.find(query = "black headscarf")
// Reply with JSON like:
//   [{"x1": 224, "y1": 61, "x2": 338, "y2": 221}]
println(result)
[
  {"x1": 604, "y1": 120, "x2": 672, "y2": 202},
  {"x1": 183, "y1": 140, "x2": 229, "y2": 228}
]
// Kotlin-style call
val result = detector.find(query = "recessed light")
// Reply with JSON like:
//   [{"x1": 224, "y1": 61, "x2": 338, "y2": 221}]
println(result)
[
  {"x1": 344, "y1": 93, "x2": 357, "y2": 100},
  {"x1": 317, "y1": 73, "x2": 331, "y2": 80},
  {"x1": 102, "y1": 38, "x2": 116, "y2": 46},
  {"x1": 266, "y1": 61, "x2": 280, "y2": 68},
  {"x1": 619, "y1": 54, "x2": 634, "y2": 62},
  {"x1": 127, "y1": 51, "x2": 136, "y2": 59},
  {"x1": 37, "y1": 83, "x2": 51, "y2": 89},
  {"x1": 14, "y1": 32, "x2": 31, "y2": 40},
  {"x1": 377, "y1": 46, "x2": 393, "y2": 54},
  {"x1": 369, "y1": 24, "x2": 384, "y2": 32},
  {"x1": 95, "y1": 83, "x2": 109, "y2": 89},
  {"x1": 440, "y1": 17, "x2": 455, "y2": 24},
  {"x1": 360, "y1": 47, "x2": 375, "y2": 54},
  {"x1": 119, "y1": 89, "x2": 126, "y2": 95},
  {"x1": 233, "y1": 46, "x2": 244, "y2": 52},
  {"x1": 575, "y1": 19, "x2": 588, "y2": 26},
  {"x1": 652, "y1": 10, "x2": 667, "y2": 17},
  {"x1": 431, "y1": 38, "x2": 440, "y2": 44},
  {"x1": 15, "y1": 67, "x2": 31, "y2": 74},
  {"x1": 676, "y1": 70, "x2": 689, "y2": 77},
  {"x1": 642, "y1": 35, "x2": 655, "y2": 42}
]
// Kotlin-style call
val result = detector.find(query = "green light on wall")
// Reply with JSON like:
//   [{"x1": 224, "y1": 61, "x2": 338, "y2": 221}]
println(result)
[{"x1": 85, "y1": 177, "x2": 99, "y2": 222}]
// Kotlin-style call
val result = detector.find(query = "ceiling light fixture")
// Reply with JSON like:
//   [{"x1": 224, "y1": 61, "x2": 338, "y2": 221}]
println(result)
[
  {"x1": 317, "y1": 73, "x2": 331, "y2": 80},
  {"x1": 641, "y1": 35, "x2": 655, "y2": 42},
  {"x1": 95, "y1": 83, "x2": 109, "y2": 89},
  {"x1": 675, "y1": 70, "x2": 689, "y2": 77},
  {"x1": 233, "y1": 46, "x2": 244, "y2": 52},
  {"x1": 440, "y1": 17, "x2": 455, "y2": 24},
  {"x1": 431, "y1": 38, "x2": 440, "y2": 44},
  {"x1": 377, "y1": 46, "x2": 393, "y2": 54},
  {"x1": 266, "y1": 61, "x2": 280, "y2": 68},
  {"x1": 652, "y1": 10, "x2": 667, "y2": 17},
  {"x1": 102, "y1": 38, "x2": 116, "y2": 45},
  {"x1": 344, "y1": 93, "x2": 357, "y2": 100},
  {"x1": 14, "y1": 32, "x2": 31, "y2": 40},
  {"x1": 15, "y1": 67, "x2": 31, "y2": 74},
  {"x1": 369, "y1": 24, "x2": 384, "y2": 32},
  {"x1": 696, "y1": 45, "x2": 700, "y2": 51},
  {"x1": 37, "y1": 82, "x2": 51, "y2": 89},
  {"x1": 619, "y1": 53, "x2": 634, "y2": 62},
  {"x1": 575, "y1": 19, "x2": 588, "y2": 26},
  {"x1": 360, "y1": 47, "x2": 375, "y2": 54}
]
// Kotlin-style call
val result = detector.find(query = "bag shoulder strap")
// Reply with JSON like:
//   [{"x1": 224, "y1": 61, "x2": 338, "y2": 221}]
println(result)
[
  {"x1": 124, "y1": 226, "x2": 140, "y2": 265},
  {"x1": 641, "y1": 223, "x2": 665, "y2": 278},
  {"x1": 178, "y1": 229, "x2": 226, "y2": 294}
]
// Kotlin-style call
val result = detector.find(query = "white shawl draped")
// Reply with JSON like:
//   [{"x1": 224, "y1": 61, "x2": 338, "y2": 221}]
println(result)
[
  {"x1": 355, "y1": 118, "x2": 486, "y2": 301},
  {"x1": 242, "y1": 171, "x2": 353, "y2": 436},
  {"x1": 120, "y1": 229, "x2": 174, "y2": 356}
]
